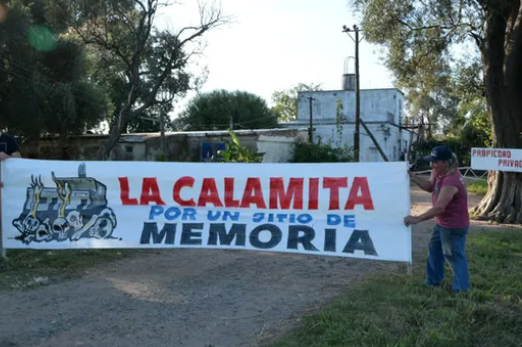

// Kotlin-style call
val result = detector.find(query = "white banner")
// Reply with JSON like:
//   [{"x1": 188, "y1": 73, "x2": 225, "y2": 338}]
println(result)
[
  {"x1": 1, "y1": 159, "x2": 412, "y2": 263},
  {"x1": 471, "y1": 147, "x2": 522, "y2": 173}
]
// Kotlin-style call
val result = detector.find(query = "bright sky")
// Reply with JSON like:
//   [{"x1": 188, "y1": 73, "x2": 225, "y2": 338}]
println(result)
[{"x1": 158, "y1": 0, "x2": 396, "y2": 115}]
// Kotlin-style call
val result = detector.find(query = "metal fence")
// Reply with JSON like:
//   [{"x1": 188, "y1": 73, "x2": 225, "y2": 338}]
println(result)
[{"x1": 414, "y1": 167, "x2": 488, "y2": 181}]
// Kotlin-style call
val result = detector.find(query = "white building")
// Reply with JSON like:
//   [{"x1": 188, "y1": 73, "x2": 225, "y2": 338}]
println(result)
[{"x1": 281, "y1": 72, "x2": 414, "y2": 162}]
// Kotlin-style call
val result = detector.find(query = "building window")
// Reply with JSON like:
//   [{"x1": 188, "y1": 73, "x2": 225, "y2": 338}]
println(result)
[{"x1": 125, "y1": 146, "x2": 133, "y2": 153}]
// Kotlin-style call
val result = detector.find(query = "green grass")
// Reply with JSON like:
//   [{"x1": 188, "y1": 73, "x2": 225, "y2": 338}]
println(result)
[
  {"x1": 467, "y1": 180, "x2": 488, "y2": 195},
  {"x1": 271, "y1": 230, "x2": 522, "y2": 347},
  {"x1": 0, "y1": 249, "x2": 145, "y2": 291}
]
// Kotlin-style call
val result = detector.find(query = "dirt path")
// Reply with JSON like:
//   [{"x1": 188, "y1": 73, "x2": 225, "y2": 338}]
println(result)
[{"x1": 0, "y1": 188, "x2": 506, "y2": 347}]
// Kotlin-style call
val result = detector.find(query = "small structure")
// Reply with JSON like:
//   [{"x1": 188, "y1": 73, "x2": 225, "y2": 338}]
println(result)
[
  {"x1": 24, "y1": 128, "x2": 308, "y2": 163},
  {"x1": 280, "y1": 59, "x2": 414, "y2": 162}
]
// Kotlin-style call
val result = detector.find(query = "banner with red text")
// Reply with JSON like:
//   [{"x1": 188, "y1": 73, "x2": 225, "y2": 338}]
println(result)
[
  {"x1": 1, "y1": 159, "x2": 411, "y2": 262},
  {"x1": 471, "y1": 147, "x2": 522, "y2": 173}
]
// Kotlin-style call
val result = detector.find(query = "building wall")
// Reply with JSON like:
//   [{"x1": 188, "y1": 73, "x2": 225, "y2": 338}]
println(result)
[
  {"x1": 23, "y1": 129, "x2": 307, "y2": 163},
  {"x1": 305, "y1": 122, "x2": 412, "y2": 162},
  {"x1": 290, "y1": 87, "x2": 410, "y2": 162},
  {"x1": 257, "y1": 133, "x2": 307, "y2": 163},
  {"x1": 297, "y1": 91, "x2": 352, "y2": 122},
  {"x1": 297, "y1": 89, "x2": 405, "y2": 125}
]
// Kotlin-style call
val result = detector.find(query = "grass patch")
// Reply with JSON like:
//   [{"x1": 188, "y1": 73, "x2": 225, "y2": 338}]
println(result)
[
  {"x1": 271, "y1": 230, "x2": 522, "y2": 347},
  {"x1": 467, "y1": 180, "x2": 488, "y2": 195},
  {"x1": 0, "y1": 249, "x2": 146, "y2": 291}
]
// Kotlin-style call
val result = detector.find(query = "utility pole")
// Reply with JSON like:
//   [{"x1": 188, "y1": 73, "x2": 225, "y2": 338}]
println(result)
[
  {"x1": 343, "y1": 24, "x2": 363, "y2": 162},
  {"x1": 308, "y1": 96, "x2": 315, "y2": 143},
  {"x1": 160, "y1": 110, "x2": 165, "y2": 155},
  {"x1": 354, "y1": 25, "x2": 360, "y2": 162}
]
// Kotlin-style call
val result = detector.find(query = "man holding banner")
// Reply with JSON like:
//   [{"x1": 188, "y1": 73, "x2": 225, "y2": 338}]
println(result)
[
  {"x1": 405, "y1": 146, "x2": 471, "y2": 293},
  {"x1": 0, "y1": 132, "x2": 22, "y2": 188},
  {"x1": 0, "y1": 132, "x2": 22, "y2": 257}
]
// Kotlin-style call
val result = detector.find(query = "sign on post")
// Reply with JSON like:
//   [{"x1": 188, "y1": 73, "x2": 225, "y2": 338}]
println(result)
[
  {"x1": 471, "y1": 147, "x2": 522, "y2": 173},
  {"x1": 1, "y1": 159, "x2": 412, "y2": 263}
]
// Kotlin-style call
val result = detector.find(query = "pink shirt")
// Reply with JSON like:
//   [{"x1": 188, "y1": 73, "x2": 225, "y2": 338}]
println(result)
[{"x1": 430, "y1": 169, "x2": 470, "y2": 228}]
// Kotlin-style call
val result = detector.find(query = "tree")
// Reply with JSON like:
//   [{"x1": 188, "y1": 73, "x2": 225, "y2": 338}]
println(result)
[
  {"x1": 353, "y1": 0, "x2": 522, "y2": 224},
  {"x1": 405, "y1": 71, "x2": 459, "y2": 138},
  {"x1": 271, "y1": 83, "x2": 321, "y2": 122},
  {"x1": 53, "y1": 0, "x2": 227, "y2": 159},
  {"x1": 0, "y1": 0, "x2": 109, "y2": 152},
  {"x1": 448, "y1": 61, "x2": 492, "y2": 147},
  {"x1": 179, "y1": 90, "x2": 279, "y2": 131}
]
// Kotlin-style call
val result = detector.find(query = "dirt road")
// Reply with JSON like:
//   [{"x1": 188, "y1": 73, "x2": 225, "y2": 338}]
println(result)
[{"x1": 0, "y1": 188, "x2": 487, "y2": 347}]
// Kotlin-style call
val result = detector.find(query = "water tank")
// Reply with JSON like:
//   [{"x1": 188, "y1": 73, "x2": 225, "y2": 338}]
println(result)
[
  {"x1": 342, "y1": 74, "x2": 356, "y2": 91},
  {"x1": 78, "y1": 163, "x2": 86, "y2": 178},
  {"x1": 342, "y1": 57, "x2": 356, "y2": 91}
]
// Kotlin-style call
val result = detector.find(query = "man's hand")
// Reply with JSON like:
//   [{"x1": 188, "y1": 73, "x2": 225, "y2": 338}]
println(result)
[
  {"x1": 0, "y1": 151, "x2": 10, "y2": 189},
  {"x1": 0, "y1": 152, "x2": 10, "y2": 161},
  {"x1": 404, "y1": 215, "x2": 420, "y2": 226}
]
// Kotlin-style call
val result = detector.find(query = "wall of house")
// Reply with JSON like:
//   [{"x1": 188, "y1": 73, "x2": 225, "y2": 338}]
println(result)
[
  {"x1": 297, "y1": 89, "x2": 405, "y2": 125},
  {"x1": 287, "y1": 87, "x2": 410, "y2": 163},
  {"x1": 23, "y1": 130, "x2": 306, "y2": 163},
  {"x1": 297, "y1": 91, "x2": 351, "y2": 122},
  {"x1": 257, "y1": 132, "x2": 307, "y2": 163},
  {"x1": 307, "y1": 122, "x2": 412, "y2": 162}
]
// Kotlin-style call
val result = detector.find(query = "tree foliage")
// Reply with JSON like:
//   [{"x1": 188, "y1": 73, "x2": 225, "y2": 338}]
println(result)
[
  {"x1": 52, "y1": 0, "x2": 227, "y2": 159},
  {"x1": 271, "y1": 83, "x2": 321, "y2": 122},
  {"x1": 0, "y1": 0, "x2": 109, "y2": 144},
  {"x1": 292, "y1": 139, "x2": 353, "y2": 163},
  {"x1": 179, "y1": 90, "x2": 279, "y2": 131},
  {"x1": 218, "y1": 129, "x2": 264, "y2": 163},
  {"x1": 405, "y1": 75, "x2": 459, "y2": 138},
  {"x1": 353, "y1": 0, "x2": 522, "y2": 223}
]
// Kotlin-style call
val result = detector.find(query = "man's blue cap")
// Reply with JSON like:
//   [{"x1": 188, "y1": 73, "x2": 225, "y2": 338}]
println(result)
[{"x1": 423, "y1": 145, "x2": 453, "y2": 162}]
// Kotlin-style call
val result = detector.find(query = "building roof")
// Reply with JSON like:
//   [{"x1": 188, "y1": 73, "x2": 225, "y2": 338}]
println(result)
[
  {"x1": 297, "y1": 87, "x2": 405, "y2": 95},
  {"x1": 158, "y1": 127, "x2": 309, "y2": 138},
  {"x1": 279, "y1": 120, "x2": 414, "y2": 133},
  {"x1": 36, "y1": 128, "x2": 309, "y2": 142}
]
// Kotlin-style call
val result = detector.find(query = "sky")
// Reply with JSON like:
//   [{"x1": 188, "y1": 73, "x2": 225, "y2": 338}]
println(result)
[{"x1": 157, "y1": 0, "x2": 396, "y2": 117}]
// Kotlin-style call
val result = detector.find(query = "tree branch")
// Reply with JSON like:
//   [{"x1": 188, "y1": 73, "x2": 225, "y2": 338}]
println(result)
[
  {"x1": 129, "y1": 0, "x2": 156, "y2": 78},
  {"x1": 113, "y1": 4, "x2": 138, "y2": 34},
  {"x1": 130, "y1": 2, "x2": 226, "y2": 116},
  {"x1": 469, "y1": 31, "x2": 484, "y2": 48},
  {"x1": 134, "y1": 0, "x2": 147, "y2": 13},
  {"x1": 397, "y1": 19, "x2": 456, "y2": 32}
]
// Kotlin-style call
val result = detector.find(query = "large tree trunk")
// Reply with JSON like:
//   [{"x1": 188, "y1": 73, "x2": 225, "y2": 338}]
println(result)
[
  {"x1": 95, "y1": 85, "x2": 137, "y2": 160},
  {"x1": 472, "y1": 1, "x2": 522, "y2": 224},
  {"x1": 473, "y1": 171, "x2": 522, "y2": 223}
]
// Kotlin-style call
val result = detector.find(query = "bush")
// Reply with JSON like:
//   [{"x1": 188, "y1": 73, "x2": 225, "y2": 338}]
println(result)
[
  {"x1": 218, "y1": 129, "x2": 264, "y2": 163},
  {"x1": 292, "y1": 139, "x2": 353, "y2": 163},
  {"x1": 467, "y1": 180, "x2": 488, "y2": 195},
  {"x1": 155, "y1": 153, "x2": 167, "y2": 162}
]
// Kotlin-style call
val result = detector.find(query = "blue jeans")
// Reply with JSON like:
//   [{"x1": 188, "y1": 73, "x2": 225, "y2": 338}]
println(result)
[{"x1": 426, "y1": 225, "x2": 471, "y2": 292}]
